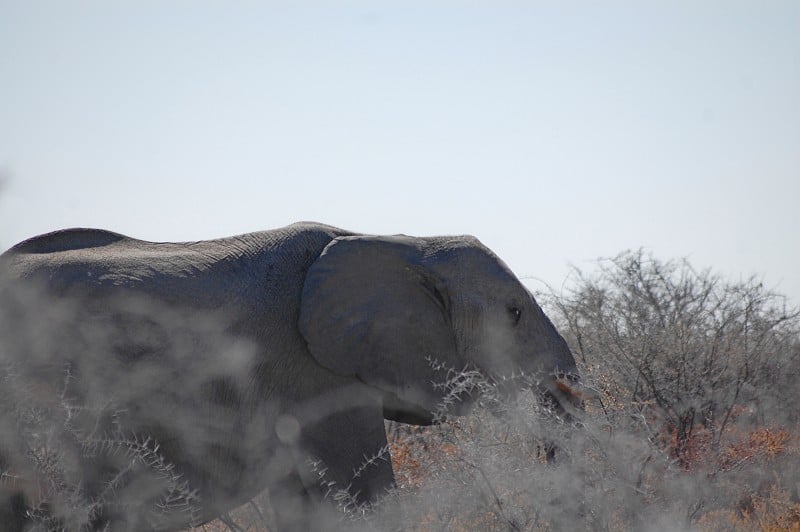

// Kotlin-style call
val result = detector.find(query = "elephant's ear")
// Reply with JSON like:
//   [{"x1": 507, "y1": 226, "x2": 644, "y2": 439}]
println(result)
[{"x1": 299, "y1": 235, "x2": 461, "y2": 414}]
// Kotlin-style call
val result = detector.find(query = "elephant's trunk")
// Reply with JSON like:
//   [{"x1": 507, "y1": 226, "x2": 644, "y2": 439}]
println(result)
[{"x1": 541, "y1": 372, "x2": 597, "y2": 420}]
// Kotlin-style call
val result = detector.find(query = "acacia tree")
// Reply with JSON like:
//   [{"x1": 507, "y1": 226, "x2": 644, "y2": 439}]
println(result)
[{"x1": 546, "y1": 250, "x2": 800, "y2": 462}]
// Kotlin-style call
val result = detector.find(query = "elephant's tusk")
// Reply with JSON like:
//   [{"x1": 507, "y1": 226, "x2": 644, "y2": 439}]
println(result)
[{"x1": 552, "y1": 374, "x2": 599, "y2": 414}]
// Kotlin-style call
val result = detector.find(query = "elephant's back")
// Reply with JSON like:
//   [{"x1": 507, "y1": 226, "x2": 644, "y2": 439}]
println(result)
[
  {"x1": 0, "y1": 221, "x2": 357, "y2": 319},
  {"x1": 4, "y1": 228, "x2": 129, "y2": 255},
  {"x1": 1, "y1": 222, "x2": 351, "y2": 276},
  {"x1": 1, "y1": 228, "x2": 181, "y2": 286},
  {"x1": 0, "y1": 222, "x2": 357, "y2": 320}
]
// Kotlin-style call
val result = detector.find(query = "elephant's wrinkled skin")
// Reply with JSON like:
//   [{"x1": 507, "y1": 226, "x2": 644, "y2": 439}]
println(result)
[{"x1": 0, "y1": 222, "x2": 580, "y2": 530}]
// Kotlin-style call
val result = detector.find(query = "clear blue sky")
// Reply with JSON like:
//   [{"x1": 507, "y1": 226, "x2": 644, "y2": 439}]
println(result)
[{"x1": 1, "y1": 1, "x2": 798, "y2": 303}]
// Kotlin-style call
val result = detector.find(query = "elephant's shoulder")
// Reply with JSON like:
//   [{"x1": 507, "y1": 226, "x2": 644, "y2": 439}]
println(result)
[
  {"x1": 243, "y1": 222, "x2": 355, "y2": 254},
  {"x1": 284, "y1": 221, "x2": 351, "y2": 238},
  {"x1": 5, "y1": 228, "x2": 131, "y2": 255}
]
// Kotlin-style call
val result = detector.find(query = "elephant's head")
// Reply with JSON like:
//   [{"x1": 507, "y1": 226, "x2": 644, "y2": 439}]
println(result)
[{"x1": 299, "y1": 234, "x2": 582, "y2": 424}]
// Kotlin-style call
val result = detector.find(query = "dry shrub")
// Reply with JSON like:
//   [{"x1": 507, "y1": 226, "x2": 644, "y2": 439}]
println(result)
[
  {"x1": 722, "y1": 427, "x2": 792, "y2": 463},
  {"x1": 697, "y1": 485, "x2": 800, "y2": 532}
]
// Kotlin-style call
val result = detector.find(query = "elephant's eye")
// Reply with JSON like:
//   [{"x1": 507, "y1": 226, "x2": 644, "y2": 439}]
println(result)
[{"x1": 508, "y1": 306, "x2": 522, "y2": 325}]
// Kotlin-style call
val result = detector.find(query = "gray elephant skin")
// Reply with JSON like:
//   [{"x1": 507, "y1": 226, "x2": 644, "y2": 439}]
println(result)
[{"x1": 0, "y1": 222, "x2": 581, "y2": 530}]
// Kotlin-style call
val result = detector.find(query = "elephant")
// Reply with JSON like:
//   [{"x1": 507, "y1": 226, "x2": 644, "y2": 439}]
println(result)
[{"x1": 0, "y1": 221, "x2": 582, "y2": 531}]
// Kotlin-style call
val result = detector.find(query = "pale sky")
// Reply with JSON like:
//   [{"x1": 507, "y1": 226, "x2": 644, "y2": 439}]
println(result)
[{"x1": 1, "y1": 1, "x2": 798, "y2": 303}]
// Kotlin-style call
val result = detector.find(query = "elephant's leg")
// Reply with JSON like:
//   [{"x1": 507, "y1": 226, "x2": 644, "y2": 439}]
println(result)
[
  {"x1": 300, "y1": 404, "x2": 395, "y2": 506},
  {"x1": 0, "y1": 491, "x2": 27, "y2": 532},
  {"x1": 262, "y1": 441, "x2": 315, "y2": 531},
  {"x1": 267, "y1": 467, "x2": 314, "y2": 531},
  {"x1": 264, "y1": 373, "x2": 396, "y2": 529},
  {"x1": 269, "y1": 403, "x2": 395, "y2": 530}
]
